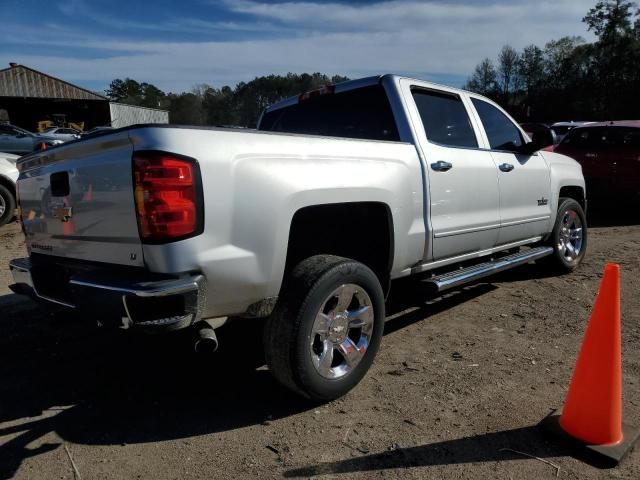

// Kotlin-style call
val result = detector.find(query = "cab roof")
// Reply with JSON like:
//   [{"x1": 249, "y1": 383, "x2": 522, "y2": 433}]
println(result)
[{"x1": 263, "y1": 74, "x2": 471, "y2": 114}]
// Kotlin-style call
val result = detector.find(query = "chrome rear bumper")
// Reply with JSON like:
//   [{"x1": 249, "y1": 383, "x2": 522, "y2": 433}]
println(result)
[{"x1": 9, "y1": 257, "x2": 205, "y2": 331}]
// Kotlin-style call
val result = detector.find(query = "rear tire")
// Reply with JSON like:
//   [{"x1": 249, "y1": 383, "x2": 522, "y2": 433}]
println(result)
[
  {"x1": 264, "y1": 255, "x2": 385, "y2": 401},
  {"x1": 0, "y1": 184, "x2": 16, "y2": 226},
  {"x1": 547, "y1": 197, "x2": 587, "y2": 272}
]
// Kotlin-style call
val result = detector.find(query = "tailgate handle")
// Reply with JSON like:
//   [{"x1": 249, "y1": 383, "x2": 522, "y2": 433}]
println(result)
[{"x1": 50, "y1": 171, "x2": 70, "y2": 197}]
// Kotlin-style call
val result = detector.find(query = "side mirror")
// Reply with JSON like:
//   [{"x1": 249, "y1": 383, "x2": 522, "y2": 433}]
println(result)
[
  {"x1": 518, "y1": 130, "x2": 555, "y2": 155},
  {"x1": 532, "y1": 129, "x2": 555, "y2": 149}
]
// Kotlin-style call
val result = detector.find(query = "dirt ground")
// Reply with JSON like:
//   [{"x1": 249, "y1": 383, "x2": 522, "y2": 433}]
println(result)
[{"x1": 0, "y1": 218, "x2": 639, "y2": 480}]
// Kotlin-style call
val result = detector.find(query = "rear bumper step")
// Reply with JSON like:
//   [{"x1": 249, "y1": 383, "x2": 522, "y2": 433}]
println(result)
[{"x1": 423, "y1": 246, "x2": 553, "y2": 292}]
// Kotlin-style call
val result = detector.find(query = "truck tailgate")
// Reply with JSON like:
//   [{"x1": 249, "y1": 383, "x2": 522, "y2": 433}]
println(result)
[{"x1": 17, "y1": 132, "x2": 144, "y2": 267}]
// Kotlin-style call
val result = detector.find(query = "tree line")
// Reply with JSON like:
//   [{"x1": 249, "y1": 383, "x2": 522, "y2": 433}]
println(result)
[
  {"x1": 464, "y1": 0, "x2": 640, "y2": 122},
  {"x1": 105, "y1": 73, "x2": 349, "y2": 128}
]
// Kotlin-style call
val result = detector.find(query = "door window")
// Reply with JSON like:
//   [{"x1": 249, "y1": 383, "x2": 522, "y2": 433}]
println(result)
[
  {"x1": 411, "y1": 89, "x2": 478, "y2": 148},
  {"x1": 471, "y1": 98, "x2": 523, "y2": 151}
]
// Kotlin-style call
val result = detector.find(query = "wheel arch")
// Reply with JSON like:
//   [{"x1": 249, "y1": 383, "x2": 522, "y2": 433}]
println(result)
[
  {"x1": 284, "y1": 201, "x2": 394, "y2": 289},
  {"x1": 559, "y1": 185, "x2": 586, "y2": 211}
]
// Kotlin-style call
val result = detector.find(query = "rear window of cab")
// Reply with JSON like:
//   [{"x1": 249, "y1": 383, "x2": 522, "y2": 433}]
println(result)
[{"x1": 259, "y1": 85, "x2": 400, "y2": 142}]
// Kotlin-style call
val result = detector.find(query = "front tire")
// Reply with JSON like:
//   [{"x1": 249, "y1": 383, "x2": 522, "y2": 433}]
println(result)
[
  {"x1": 264, "y1": 255, "x2": 385, "y2": 401},
  {"x1": 547, "y1": 197, "x2": 587, "y2": 272},
  {"x1": 0, "y1": 184, "x2": 16, "y2": 226}
]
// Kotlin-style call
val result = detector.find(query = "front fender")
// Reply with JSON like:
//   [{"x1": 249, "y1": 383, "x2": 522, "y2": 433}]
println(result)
[{"x1": 541, "y1": 151, "x2": 586, "y2": 225}]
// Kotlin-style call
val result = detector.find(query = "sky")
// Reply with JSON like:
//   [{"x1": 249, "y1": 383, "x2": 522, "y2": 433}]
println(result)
[{"x1": 0, "y1": 0, "x2": 596, "y2": 94}]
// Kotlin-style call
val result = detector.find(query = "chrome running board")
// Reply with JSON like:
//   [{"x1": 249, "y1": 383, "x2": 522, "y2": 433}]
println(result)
[{"x1": 423, "y1": 246, "x2": 553, "y2": 292}]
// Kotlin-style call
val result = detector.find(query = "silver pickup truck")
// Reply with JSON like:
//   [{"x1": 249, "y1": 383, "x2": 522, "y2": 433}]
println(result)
[{"x1": 9, "y1": 74, "x2": 587, "y2": 401}]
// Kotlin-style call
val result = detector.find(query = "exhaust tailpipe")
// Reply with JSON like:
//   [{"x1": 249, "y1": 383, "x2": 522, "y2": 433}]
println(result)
[{"x1": 194, "y1": 323, "x2": 219, "y2": 354}]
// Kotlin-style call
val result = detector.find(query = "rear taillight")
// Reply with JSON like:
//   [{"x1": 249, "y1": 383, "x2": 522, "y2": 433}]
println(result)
[{"x1": 133, "y1": 151, "x2": 203, "y2": 242}]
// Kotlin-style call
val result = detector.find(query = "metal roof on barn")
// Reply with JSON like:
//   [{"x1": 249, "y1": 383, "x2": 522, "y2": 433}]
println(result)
[{"x1": 0, "y1": 64, "x2": 107, "y2": 101}]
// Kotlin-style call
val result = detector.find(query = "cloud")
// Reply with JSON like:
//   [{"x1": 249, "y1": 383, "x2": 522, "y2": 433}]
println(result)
[
  {"x1": 225, "y1": 0, "x2": 591, "y2": 32},
  {"x1": 57, "y1": 0, "x2": 86, "y2": 16},
  {"x1": 2, "y1": 0, "x2": 596, "y2": 91}
]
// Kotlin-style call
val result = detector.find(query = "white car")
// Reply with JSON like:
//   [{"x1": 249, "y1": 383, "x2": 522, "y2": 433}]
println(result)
[
  {"x1": 40, "y1": 127, "x2": 82, "y2": 142},
  {"x1": 0, "y1": 152, "x2": 19, "y2": 225}
]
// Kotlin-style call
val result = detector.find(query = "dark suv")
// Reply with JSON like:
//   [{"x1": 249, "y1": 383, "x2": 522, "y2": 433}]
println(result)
[{"x1": 554, "y1": 121, "x2": 640, "y2": 205}]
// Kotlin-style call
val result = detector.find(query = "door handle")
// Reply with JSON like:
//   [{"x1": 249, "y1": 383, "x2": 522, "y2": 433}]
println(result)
[
  {"x1": 431, "y1": 160, "x2": 453, "y2": 172},
  {"x1": 499, "y1": 163, "x2": 514, "y2": 172}
]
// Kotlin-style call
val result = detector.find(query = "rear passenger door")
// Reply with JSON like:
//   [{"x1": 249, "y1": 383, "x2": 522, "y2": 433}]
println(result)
[
  {"x1": 469, "y1": 97, "x2": 552, "y2": 246},
  {"x1": 403, "y1": 82, "x2": 500, "y2": 261}
]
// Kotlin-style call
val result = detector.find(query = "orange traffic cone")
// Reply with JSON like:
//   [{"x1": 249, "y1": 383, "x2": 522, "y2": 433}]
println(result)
[
  {"x1": 63, "y1": 217, "x2": 75, "y2": 236},
  {"x1": 560, "y1": 263, "x2": 622, "y2": 445},
  {"x1": 541, "y1": 263, "x2": 639, "y2": 466},
  {"x1": 82, "y1": 183, "x2": 93, "y2": 202}
]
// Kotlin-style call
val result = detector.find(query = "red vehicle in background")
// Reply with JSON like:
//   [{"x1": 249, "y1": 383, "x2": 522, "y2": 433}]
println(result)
[{"x1": 554, "y1": 121, "x2": 640, "y2": 206}]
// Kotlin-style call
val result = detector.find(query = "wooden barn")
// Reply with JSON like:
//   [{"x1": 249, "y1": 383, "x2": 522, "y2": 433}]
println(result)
[{"x1": 0, "y1": 63, "x2": 168, "y2": 132}]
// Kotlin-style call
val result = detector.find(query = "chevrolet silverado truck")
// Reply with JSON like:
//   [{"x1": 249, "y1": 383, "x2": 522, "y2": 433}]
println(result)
[{"x1": 9, "y1": 75, "x2": 587, "y2": 401}]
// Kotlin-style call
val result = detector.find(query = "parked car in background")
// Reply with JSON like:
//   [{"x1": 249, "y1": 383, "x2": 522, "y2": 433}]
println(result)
[
  {"x1": 40, "y1": 127, "x2": 81, "y2": 142},
  {"x1": 0, "y1": 151, "x2": 19, "y2": 225},
  {"x1": 554, "y1": 121, "x2": 640, "y2": 205},
  {"x1": 0, "y1": 124, "x2": 64, "y2": 155},
  {"x1": 550, "y1": 121, "x2": 594, "y2": 145}
]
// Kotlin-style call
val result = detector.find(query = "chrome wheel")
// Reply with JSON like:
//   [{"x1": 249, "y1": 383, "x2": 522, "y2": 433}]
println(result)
[
  {"x1": 310, "y1": 284, "x2": 375, "y2": 379},
  {"x1": 557, "y1": 208, "x2": 583, "y2": 262},
  {"x1": 0, "y1": 194, "x2": 5, "y2": 217}
]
